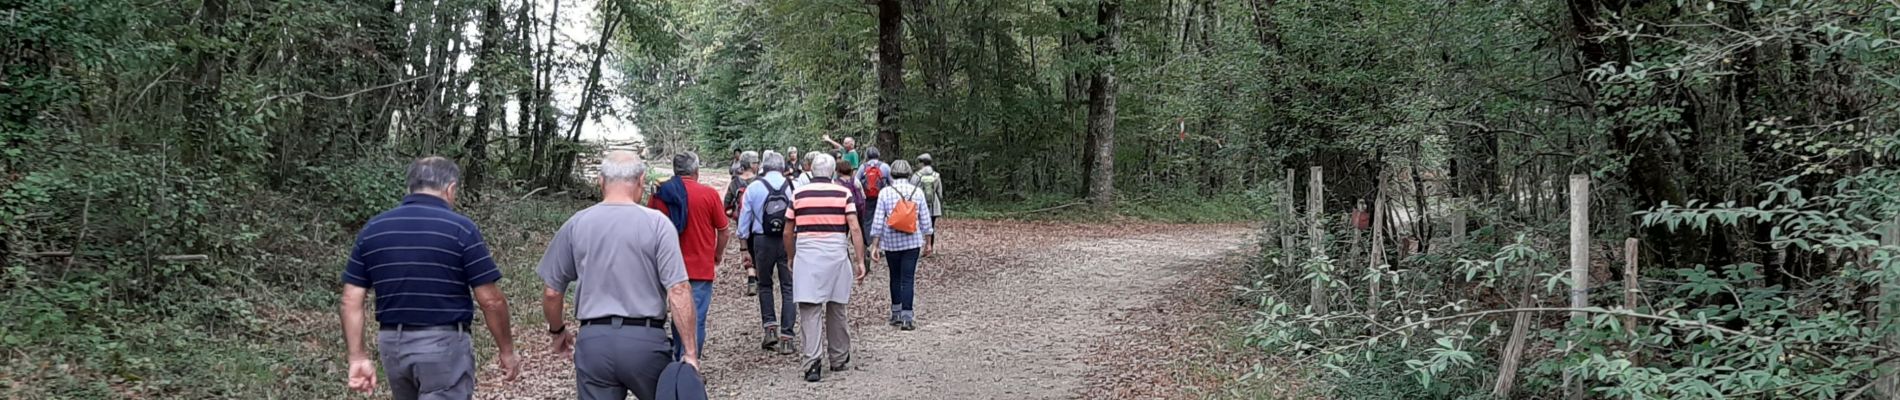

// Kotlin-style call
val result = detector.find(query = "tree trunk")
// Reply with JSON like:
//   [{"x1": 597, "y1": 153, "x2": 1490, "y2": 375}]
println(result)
[
  {"x1": 514, "y1": 0, "x2": 537, "y2": 155},
  {"x1": 527, "y1": 0, "x2": 564, "y2": 184},
  {"x1": 875, "y1": 0, "x2": 906, "y2": 159},
  {"x1": 466, "y1": 0, "x2": 504, "y2": 197},
  {"x1": 360, "y1": 0, "x2": 405, "y2": 148},
  {"x1": 1245, "y1": 0, "x2": 1280, "y2": 51},
  {"x1": 567, "y1": 11, "x2": 623, "y2": 141},
  {"x1": 550, "y1": 6, "x2": 622, "y2": 189},
  {"x1": 1085, "y1": 0, "x2": 1121, "y2": 206},
  {"x1": 184, "y1": 0, "x2": 229, "y2": 165}
]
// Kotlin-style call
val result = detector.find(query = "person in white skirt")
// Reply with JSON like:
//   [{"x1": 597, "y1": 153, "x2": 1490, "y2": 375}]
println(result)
[{"x1": 782, "y1": 153, "x2": 868, "y2": 383}]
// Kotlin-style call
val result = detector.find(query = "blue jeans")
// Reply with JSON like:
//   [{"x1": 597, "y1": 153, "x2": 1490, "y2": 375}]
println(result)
[
  {"x1": 671, "y1": 280, "x2": 713, "y2": 360},
  {"x1": 885, "y1": 248, "x2": 920, "y2": 322}
]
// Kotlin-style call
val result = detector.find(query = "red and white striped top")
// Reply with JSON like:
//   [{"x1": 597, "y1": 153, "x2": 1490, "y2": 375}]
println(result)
[{"x1": 786, "y1": 177, "x2": 857, "y2": 235}]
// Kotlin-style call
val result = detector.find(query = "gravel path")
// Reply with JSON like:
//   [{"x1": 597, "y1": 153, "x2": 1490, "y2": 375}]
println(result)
[
  {"x1": 696, "y1": 221, "x2": 1253, "y2": 399},
  {"x1": 477, "y1": 170, "x2": 1256, "y2": 399}
]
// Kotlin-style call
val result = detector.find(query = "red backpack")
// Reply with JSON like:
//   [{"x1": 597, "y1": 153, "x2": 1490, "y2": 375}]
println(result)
[{"x1": 862, "y1": 163, "x2": 885, "y2": 197}]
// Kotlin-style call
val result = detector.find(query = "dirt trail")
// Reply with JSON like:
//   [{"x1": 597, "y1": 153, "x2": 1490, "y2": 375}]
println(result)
[
  {"x1": 702, "y1": 221, "x2": 1252, "y2": 399},
  {"x1": 479, "y1": 170, "x2": 1254, "y2": 399}
]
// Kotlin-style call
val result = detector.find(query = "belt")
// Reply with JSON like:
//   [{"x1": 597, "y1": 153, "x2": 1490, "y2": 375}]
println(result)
[
  {"x1": 580, "y1": 316, "x2": 667, "y2": 329},
  {"x1": 378, "y1": 323, "x2": 471, "y2": 332}
]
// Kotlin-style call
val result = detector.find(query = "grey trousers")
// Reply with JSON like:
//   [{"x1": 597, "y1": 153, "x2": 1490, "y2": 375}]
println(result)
[
  {"x1": 575, "y1": 324, "x2": 671, "y2": 400},
  {"x1": 797, "y1": 302, "x2": 851, "y2": 370},
  {"x1": 376, "y1": 330, "x2": 475, "y2": 400}
]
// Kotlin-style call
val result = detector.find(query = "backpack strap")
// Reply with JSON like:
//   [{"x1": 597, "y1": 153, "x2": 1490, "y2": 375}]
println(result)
[{"x1": 763, "y1": 178, "x2": 789, "y2": 197}]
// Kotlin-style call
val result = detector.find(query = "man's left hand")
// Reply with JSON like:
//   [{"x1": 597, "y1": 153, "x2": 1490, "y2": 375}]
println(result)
[
  {"x1": 682, "y1": 354, "x2": 701, "y2": 371},
  {"x1": 551, "y1": 330, "x2": 576, "y2": 358},
  {"x1": 854, "y1": 262, "x2": 867, "y2": 284}
]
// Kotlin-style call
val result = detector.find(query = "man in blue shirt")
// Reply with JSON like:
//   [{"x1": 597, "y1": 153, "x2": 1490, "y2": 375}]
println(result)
[
  {"x1": 339, "y1": 157, "x2": 519, "y2": 399},
  {"x1": 736, "y1": 151, "x2": 797, "y2": 354}
]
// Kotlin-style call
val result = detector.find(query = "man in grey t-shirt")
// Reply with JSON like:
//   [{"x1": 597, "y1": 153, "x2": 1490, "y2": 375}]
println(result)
[{"x1": 539, "y1": 151, "x2": 700, "y2": 400}]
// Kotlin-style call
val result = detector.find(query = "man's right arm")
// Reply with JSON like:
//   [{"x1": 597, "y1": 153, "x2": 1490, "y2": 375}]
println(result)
[
  {"x1": 340, "y1": 283, "x2": 375, "y2": 393},
  {"x1": 735, "y1": 182, "x2": 759, "y2": 241},
  {"x1": 537, "y1": 222, "x2": 579, "y2": 355}
]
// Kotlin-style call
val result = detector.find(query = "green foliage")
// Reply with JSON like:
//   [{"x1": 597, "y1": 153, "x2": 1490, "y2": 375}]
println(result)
[{"x1": 298, "y1": 157, "x2": 409, "y2": 224}]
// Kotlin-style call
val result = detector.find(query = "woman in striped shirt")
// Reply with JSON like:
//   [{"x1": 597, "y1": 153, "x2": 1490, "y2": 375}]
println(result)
[{"x1": 782, "y1": 153, "x2": 867, "y2": 383}]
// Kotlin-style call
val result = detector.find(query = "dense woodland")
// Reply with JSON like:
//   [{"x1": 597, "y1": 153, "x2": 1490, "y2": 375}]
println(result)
[{"x1": 4, "y1": 0, "x2": 1900, "y2": 398}]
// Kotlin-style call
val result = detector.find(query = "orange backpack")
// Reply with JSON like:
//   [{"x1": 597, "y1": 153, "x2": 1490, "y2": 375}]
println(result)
[{"x1": 887, "y1": 187, "x2": 921, "y2": 234}]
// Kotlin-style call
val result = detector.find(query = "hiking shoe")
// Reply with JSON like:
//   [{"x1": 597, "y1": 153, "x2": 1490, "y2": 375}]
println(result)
[
  {"x1": 830, "y1": 354, "x2": 852, "y2": 372},
  {"x1": 776, "y1": 338, "x2": 796, "y2": 355},
  {"x1": 804, "y1": 361, "x2": 823, "y2": 382},
  {"x1": 899, "y1": 321, "x2": 917, "y2": 331},
  {"x1": 761, "y1": 329, "x2": 779, "y2": 351}
]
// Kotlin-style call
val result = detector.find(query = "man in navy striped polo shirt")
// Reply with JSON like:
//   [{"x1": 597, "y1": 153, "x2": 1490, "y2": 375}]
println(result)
[{"x1": 339, "y1": 157, "x2": 519, "y2": 399}]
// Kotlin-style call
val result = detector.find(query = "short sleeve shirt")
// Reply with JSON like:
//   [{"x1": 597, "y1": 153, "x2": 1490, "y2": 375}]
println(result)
[
  {"x1": 341, "y1": 194, "x2": 501, "y2": 326},
  {"x1": 648, "y1": 177, "x2": 729, "y2": 281},
  {"x1": 786, "y1": 177, "x2": 857, "y2": 236},
  {"x1": 537, "y1": 203, "x2": 689, "y2": 320}
]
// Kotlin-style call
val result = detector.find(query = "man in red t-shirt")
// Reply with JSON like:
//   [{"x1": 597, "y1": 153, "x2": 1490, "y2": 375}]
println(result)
[{"x1": 649, "y1": 153, "x2": 730, "y2": 359}]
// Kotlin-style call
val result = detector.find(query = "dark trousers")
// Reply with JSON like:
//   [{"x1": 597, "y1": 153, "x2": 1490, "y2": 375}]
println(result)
[
  {"x1": 885, "y1": 248, "x2": 920, "y2": 321},
  {"x1": 575, "y1": 324, "x2": 670, "y2": 400},
  {"x1": 859, "y1": 196, "x2": 879, "y2": 247},
  {"x1": 751, "y1": 235, "x2": 795, "y2": 338}
]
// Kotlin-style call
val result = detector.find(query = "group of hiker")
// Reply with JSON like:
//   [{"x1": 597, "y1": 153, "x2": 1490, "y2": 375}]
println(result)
[
  {"x1": 337, "y1": 134, "x2": 943, "y2": 400},
  {"x1": 724, "y1": 135, "x2": 943, "y2": 383}
]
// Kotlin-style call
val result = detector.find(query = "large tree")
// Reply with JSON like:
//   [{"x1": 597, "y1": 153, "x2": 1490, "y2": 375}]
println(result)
[
  {"x1": 875, "y1": 0, "x2": 906, "y2": 158},
  {"x1": 1085, "y1": 0, "x2": 1121, "y2": 206}
]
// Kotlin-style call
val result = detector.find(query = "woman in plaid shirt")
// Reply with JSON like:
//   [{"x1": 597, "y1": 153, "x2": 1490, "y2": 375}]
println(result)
[{"x1": 868, "y1": 160, "x2": 935, "y2": 331}]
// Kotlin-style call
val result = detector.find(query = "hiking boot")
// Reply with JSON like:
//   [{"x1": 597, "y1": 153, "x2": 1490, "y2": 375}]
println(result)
[
  {"x1": 761, "y1": 328, "x2": 779, "y2": 351},
  {"x1": 745, "y1": 277, "x2": 758, "y2": 296},
  {"x1": 804, "y1": 361, "x2": 824, "y2": 382},
  {"x1": 830, "y1": 354, "x2": 852, "y2": 372},
  {"x1": 899, "y1": 321, "x2": 917, "y2": 331},
  {"x1": 776, "y1": 338, "x2": 796, "y2": 355}
]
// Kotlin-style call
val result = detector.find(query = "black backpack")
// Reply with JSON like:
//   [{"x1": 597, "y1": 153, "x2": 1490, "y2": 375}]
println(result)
[{"x1": 761, "y1": 179, "x2": 793, "y2": 235}]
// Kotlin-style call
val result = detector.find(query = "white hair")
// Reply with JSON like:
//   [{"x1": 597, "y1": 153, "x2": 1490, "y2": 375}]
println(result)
[
  {"x1": 762, "y1": 151, "x2": 787, "y2": 172},
  {"x1": 809, "y1": 153, "x2": 837, "y2": 179},
  {"x1": 599, "y1": 151, "x2": 647, "y2": 183}
]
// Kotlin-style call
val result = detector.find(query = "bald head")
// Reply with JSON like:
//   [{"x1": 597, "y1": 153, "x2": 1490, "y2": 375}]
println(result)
[{"x1": 843, "y1": 137, "x2": 857, "y2": 150}]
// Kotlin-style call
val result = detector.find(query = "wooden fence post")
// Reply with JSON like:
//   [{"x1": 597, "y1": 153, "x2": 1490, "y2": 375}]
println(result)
[
  {"x1": 1449, "y1": 204, "x2": 1467, "y2": 248},
  {"x1": 1623, "y1": 238, "x2": 1639, "y2": 337},
  {"x1": 1308, "y1": 166, "x2": 1327, "y2": 314},
  {"x1": 1369, "y1": 172, "x2": 1387, "y2": 315},
  {"x1": 1878, "y1": 218, "x2": 1900, "y2": 397},
  {"x1": 1493, "y1": 280, "x2": 1533, "y2": 398},
  {"x1": 1565, "y1": 174, "x2": 1591, "y2": 400},
  {"x1": 1283, "y1": 169, "x2": 1297, "y2": 270}
]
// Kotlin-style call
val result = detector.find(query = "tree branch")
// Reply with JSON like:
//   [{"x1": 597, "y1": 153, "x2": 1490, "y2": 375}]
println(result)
[{"x1": 251, "y1": 74, "x2": 435, "y2": 114}]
